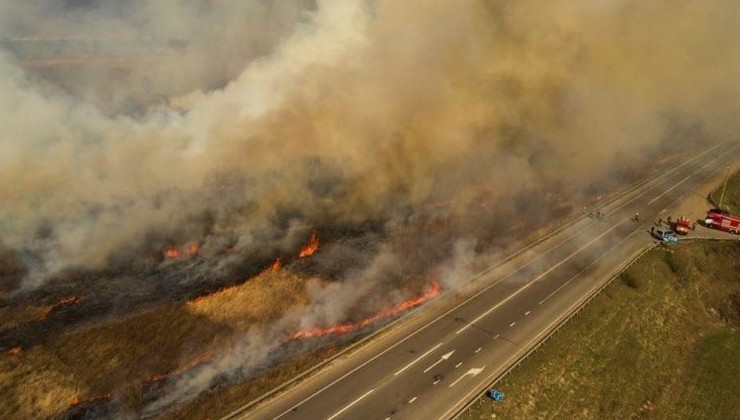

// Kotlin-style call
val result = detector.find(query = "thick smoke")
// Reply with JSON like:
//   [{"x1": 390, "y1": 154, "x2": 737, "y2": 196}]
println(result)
[
  {"x1": 0, "y1": 0, "x2": 312, "y2": 114},
  {"x1": 2, "y1": 0, "x2": 737, "y2": 284},
  {"x1": 2, "y1": 0, "x2": 740, "y2": 413}
]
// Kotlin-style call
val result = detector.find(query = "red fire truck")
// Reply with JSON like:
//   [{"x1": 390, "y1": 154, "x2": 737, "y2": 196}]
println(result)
[
  {"x1": 674, "y1": 216, "x2": 691, "y2": 235},
  {"x1": 705, "y1": 208, "x2": 740, "y2": 234}
]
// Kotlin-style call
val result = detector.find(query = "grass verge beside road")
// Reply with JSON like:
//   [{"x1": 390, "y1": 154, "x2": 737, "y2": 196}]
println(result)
[
  {"x1": 709, "y1": 168, "x2": 740, "y2": 212},
  {"x1": 460, "y1": 240, "x2": 740, "y2": 420}
]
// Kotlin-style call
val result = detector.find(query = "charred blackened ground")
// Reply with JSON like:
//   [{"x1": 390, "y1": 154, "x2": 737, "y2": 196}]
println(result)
[
  {"x1": 0, "y1": 134, "x2": 712, "y2": 419},
  {"x1": 2, "y1": 0, "x2": 740, "y2": 418}
]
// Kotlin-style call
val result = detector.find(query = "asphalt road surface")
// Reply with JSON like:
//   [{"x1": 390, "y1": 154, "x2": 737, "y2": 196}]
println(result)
[{"x1": 230, "y1": 141, "x2": 738, "y2": 420}]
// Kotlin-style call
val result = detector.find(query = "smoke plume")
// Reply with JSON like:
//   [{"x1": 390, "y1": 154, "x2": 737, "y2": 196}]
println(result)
[
  {"x1": 2, "y1": 0, "x2": 737, "y2": 283},
  {"x1": 1, "y1": 0, "x2": 740, "y2": 413}
]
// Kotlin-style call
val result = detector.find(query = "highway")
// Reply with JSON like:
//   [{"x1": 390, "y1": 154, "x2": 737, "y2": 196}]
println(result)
[{"x1": 230, "y1": 141, "x2": 738, "y2": 420}]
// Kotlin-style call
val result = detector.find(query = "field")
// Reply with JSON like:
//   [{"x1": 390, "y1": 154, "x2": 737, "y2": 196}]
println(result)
[
  {"x1": 460, "y1": 240, "x2": 740, "y2": 420},
  {"x1": 0, "y1": 269, "x2": 314, "y2": 419}
]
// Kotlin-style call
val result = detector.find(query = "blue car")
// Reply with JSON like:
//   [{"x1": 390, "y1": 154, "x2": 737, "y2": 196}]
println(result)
[
  {"x1": 487, "y1": 389, "x2": 504, "y2": 401},
  {"x1": 653, "y1": 229, "x2": 678, "y2": 244}
]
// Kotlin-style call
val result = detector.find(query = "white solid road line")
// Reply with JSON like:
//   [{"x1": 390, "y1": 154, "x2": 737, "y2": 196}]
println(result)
[
  {"x1": 647, "y1": 145, "x2": 722, "y2": 206},
  {"x1": 647, "y1": 173, "x2": 693, "y2": 205},
  {"x1": 257, "y1": 144, "x2": 730, "y2": 420},
  {"x1": 606, "y1": 142, "x2": 720, "y2": 215},
  {"x1": 538, "y1": 226, "x2": 636, "y2": 306},
  {"x1": 456, "y1": 217, "x2": 629, "y2": 335},
  {"x1": 269, "y1": 212, "x2": 598, "y2": 417},
  {"x1": 326, "y1": 388, "x2": 375, "y2": 420},
  {"x1": 649, "y1": 155, "x2": 718, "y2": 205},
  {"x1": 538, "y1": 272, "x2": 581, "y2": 306},
  {"x1": 394, "y1": 342, "x2": 443, "y2": 376},
  {"x1": 438, "y1": 245, "x2": 650, "y2": 420}
]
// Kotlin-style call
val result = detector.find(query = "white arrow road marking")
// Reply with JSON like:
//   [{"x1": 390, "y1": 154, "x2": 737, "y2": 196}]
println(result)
[
  {"x1": 423, "y1": 350, "x2": 455, "y2": 373},
  {"x1": 449, "y1": 366, "x2": 485, "y2": 388},
  {"x1": 327, "y1": 388, "x2": 375, "y2": 420},
  {"x1": 394, "y1": 342, "x2": 443, "y2": 376}
]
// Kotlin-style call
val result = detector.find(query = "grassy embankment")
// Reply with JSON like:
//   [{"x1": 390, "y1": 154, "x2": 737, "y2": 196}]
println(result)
[
  {"x1": 460, "y1": 240, "x2": 740, "y2": 420},
  {"x1": 708, "y1": 168, "x2": 740, "y2": 212}
]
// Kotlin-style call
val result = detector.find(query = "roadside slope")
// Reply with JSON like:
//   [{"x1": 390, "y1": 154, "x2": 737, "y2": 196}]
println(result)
[{"x1": 460, "y1": 239, "x2": 740, "y2": 419}]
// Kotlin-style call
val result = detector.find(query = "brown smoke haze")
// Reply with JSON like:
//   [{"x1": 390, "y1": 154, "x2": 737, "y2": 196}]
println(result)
[
  {"x1": 1, "y1": 0, "x2": 740, "y2": 414},
  {"x1": 1, "y1": 0, "x2": 737, "y2": 281}
]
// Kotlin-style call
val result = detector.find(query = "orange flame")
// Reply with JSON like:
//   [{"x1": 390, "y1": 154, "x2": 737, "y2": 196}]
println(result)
[
  {"x1": 270, "y1": 258, "x2": 282, "y2": 272},
  {"x1": 8, "y1": 346, "x2": 21, "y2": 356},
  {"x1": 174, "y1": 353, "x2": 213, "y2": 375},
  {"x1": 163, "y1": 242, "x2": 199, "y2": 259},
  {"x1": 38, "y1": 296, "x2": 82, "y2": 320},
  {"x1": 185, "y1": 242, "x2": 200, "y2": 256},
  {"x1": 292, "y1": 281, "x2": 442, "y2": 340},
  {"x1": 298, "y1": 232, "x2": 320, "y2": 258},
  {"x1": 145, "y1": 373, "x2": 167, "y2": 383},
  {"x1": 146, "y1": 353, "x2": 214, "y2": 383},
  {"x1": 163, "y1": 247, "x2": 180, "y2": 259},
  {"x1": 56, "y1": 296, "x2": 81, "y2": 306},
  {"x1": 68, "y1": 393, "x2": 111, "y2": 407}
]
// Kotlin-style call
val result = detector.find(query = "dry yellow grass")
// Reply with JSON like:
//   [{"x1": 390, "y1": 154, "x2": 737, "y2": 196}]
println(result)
[
  {"x1": 0, "y1": 304, "x2": 53, "y2": 333},
  {"x1": 0, "y1": 268, "x2": 312, "y2": 419},
  {"x1": 160, "y1": 345, "x2": 344, "y2": 420},
  {"x1": 187, "y1": 269, "x2": 312, "y2": 327}
]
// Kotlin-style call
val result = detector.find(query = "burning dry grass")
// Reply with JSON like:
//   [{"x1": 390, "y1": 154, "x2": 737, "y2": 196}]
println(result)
[
  {"x1": 0, "y1": 268, "x2": 312, "y2": 419},
  {"x1": 0, "y1": 249, "x2": 443, "y2": 418},
  {"x1": 292, "y1": 280, "x2": 441, "y2": 339},
  {"x1": 298, "y1": 232, "x2": 320, "y2": 258},
  {"x1": 0, "y1": 295, "x2": 82, "y2": 333},
  {"x1": 0, "y1": 304, "x2": 55, "y2": 334},
  {"x1": 1, "y1": 305, "x2": 222, "y2": 418},
  {"x1": 160, "y1": 345, "x2": 345, "y2": 420}
]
